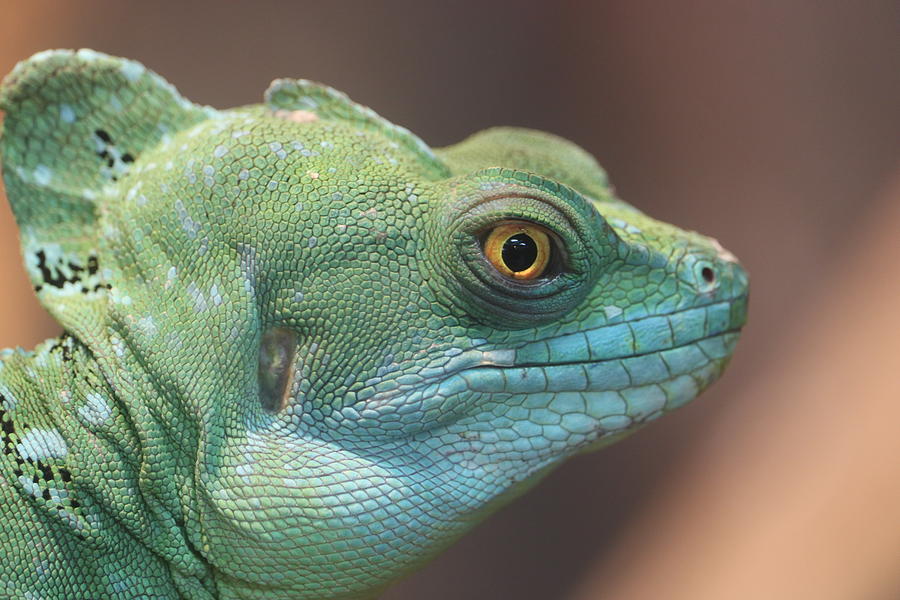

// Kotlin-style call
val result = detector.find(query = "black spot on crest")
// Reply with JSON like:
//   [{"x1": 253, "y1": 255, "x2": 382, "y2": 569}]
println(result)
[
  {"x1": 92, "y1": 128, "x2": 134, "y2": 182},
  {"x1": 94, "y1": 129, "x2": 112, "y2": 144},
  {"x1": 33, "y1": 251, "x2": 103, "y2": 295}
]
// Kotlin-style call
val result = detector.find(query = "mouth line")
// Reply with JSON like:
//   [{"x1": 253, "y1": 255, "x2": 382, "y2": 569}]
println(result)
[
  {"x1": 522, "y1": 297, "x2": 746, "y2": 346},
  {"x1": 351, "y1": 327, "x2": 743, "y2": 438},
  {"x1": 489, "y1": 327, "x2": 743, "y2": 371},
  {"x1": 355, "y1": 302, "x2": 746, "y2": 412}
]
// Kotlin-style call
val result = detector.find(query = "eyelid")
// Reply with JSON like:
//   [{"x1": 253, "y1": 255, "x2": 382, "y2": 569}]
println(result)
[{"x1": 427, "y1": 185, "x2": 606, "y2": 329}]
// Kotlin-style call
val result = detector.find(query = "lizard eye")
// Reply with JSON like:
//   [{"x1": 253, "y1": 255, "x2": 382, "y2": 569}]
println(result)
[
  {"x1": 430, "y1": 178, "x2": 612, "y2": 329},
  {"x1": 483, "y1": 221, "x2": 552, "y2": 280}
]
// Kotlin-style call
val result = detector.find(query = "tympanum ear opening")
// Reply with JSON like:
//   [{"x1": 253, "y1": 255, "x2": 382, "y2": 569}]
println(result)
[{"x1": 258, "y1": 327, "x2": 298, "y2": 414}]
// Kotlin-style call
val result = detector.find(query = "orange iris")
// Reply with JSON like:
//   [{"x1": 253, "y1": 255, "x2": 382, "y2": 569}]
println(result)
[{"x1": 483, "y1": 222, "x2": 551, "y2": 280}]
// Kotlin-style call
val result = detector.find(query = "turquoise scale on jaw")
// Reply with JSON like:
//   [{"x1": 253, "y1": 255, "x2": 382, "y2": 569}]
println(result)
[{"x1": 0, "y1": 49, "x2": 747, "y2": 600}]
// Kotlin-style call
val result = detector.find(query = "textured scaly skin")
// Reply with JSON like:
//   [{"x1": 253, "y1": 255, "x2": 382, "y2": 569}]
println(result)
[{"x1": 0, "y1": 50, "x2": 748, "y2": 599}]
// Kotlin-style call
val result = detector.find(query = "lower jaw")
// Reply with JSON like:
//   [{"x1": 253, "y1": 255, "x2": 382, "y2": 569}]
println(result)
[
  {"x1": 446, "y1": 331, "x2": 739, "y2": 459},
  {"x1": 495, "y1": 331, "x2": 741, "y2": 449},
  {"x1": 577, "y1": 333, "x2": 739, "y2": 453}
]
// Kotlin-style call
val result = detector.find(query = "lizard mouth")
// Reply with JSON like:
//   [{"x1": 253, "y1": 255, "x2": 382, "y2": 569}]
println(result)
[
  {"x1": 457, "y1": 330, "x2": 742, "y2": 444},
  {"x1": 356, "y1": 298, "x2": 747, "y2": 428},
  {"x1": 453, "y1": 328, "x2": 742, "y2": 408}
]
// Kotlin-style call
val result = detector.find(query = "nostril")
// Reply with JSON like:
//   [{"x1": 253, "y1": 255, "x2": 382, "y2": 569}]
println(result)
[{"x1": 701, "y1": 266, "x2": 716, "y2": 284}]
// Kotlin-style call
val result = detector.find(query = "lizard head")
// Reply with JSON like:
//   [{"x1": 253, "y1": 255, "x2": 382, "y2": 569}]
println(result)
[{"x1": 0, "y1": 51, "x2": 747, "y2": 598}]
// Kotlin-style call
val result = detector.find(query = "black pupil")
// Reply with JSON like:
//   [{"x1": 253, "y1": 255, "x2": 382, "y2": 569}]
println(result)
[{"x1": 501, "y1": 233, "x2": 538, "y2": 272}]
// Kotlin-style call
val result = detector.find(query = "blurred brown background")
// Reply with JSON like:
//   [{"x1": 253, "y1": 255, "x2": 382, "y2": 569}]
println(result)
[{"x1": 2, "y1": 2, "x2": 899, "y2": 599}]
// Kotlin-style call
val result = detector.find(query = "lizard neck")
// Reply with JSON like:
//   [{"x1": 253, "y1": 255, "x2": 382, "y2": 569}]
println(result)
[{"x1": 0, "y1": 333, "x2": 216, "y2": 598}]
